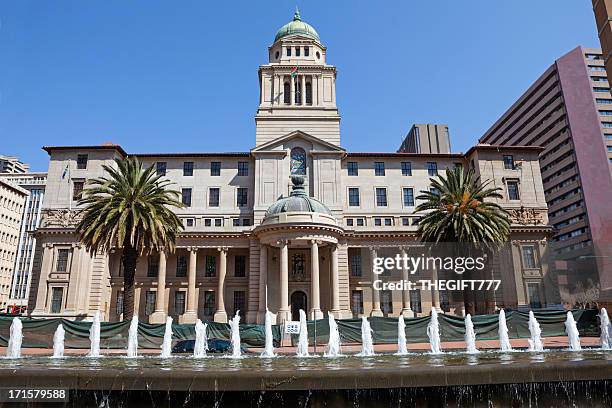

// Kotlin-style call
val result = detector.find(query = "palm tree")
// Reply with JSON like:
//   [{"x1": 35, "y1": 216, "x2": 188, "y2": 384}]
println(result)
[
  {"x1": 415, "y1": 166, "x2": 511, "y2": 314},
  {"x1": 76, "y1": 157, "x2": 183, "y2": 320}
]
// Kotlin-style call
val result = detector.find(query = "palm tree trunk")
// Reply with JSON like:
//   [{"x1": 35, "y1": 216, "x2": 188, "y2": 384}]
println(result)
[{"x1": 122, "y1": 245, "x2": 138, "y2": 320}]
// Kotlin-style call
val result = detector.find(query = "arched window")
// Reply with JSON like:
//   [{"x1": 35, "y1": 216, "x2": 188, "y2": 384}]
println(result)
[
  {"x1": 284, "y1": 82, "x2": 290, "y2": 104},
  {"x1": 290, "y1": 147, "x2": 307, "y2": 175},
  {"x1": 305, "y1": 82, "x2": 312, "y2": 105}
]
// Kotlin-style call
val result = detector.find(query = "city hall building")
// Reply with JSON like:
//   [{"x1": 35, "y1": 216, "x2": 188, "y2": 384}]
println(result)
[{"x1": 28, "y1": 12, "x2": 552, "y2": 323}]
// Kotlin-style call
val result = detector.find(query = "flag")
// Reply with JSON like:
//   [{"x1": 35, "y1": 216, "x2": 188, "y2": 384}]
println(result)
[
  {"x1": 61, "y1": 164, "x2": 69, "y2": 180},
  {"x1": 290, "y1": 66, "x2": 298, "y2": 78}
]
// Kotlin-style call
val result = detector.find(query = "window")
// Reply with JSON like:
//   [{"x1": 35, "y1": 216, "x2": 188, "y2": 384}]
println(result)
[
  {"x1": 507, "y1": 180, "x2": 520, "y2": 200},
  {"x1": 374, "y1": 218, "x2": 382, "y2": 226},
  {"x1": 205, "y1": 255, "x2": 216, "y2": 277},
  {"x1": 291, "y1": 254, "x2": 305, "y2": 279},
  {"x1": 592, "y1": 76, "x2": 608, "y2": 82},
  {"x1": 597, "y1": 98, "x2": 612, "y2": 104},
  {"x1": 401, "y1": 162, "x2": 412, "y2": 176},
  {"x1": 586, "y1": 53, "x2": 602, "y2": 60},
  {"x1": 182, "y1": 188, "x2": 192, "y2": 207},
  {"x1": 233, "y1": 291, "x2": 246, "y2": 318},
  {"x1": 116, "y1": 291, "x2": 124, "y2": 316},
  {"x1": 503, "y1": 155, "x2": 514, "y2": 170},
  {"x1": 183, "y1": 161, "x2": 194, "y2": 176},
  {"x1": 527, "y1": 282, "x2": 542, "y2": 309},
  {"x1": 156, "y1": 162, "x2": 167, "y2": 176},
  {"x1": 346, "y1": 218, "x2": 354, "y2": 226},
  {"x1": 235, "y1": 255, "x2": 246, "y2": 277},
  {"x1": 145, "y1": 291, "x2": 156, "y2": 315},
  {"x1": 384, "y1": 218, "x2": 393, "y2": 226},
  {"x1": 348, "y1": 188, "x2": 360, "y2": 207},
  {"x1": 305, "y1": 82, "x2": 312, "y2": 104},
  {"x1": 174, "y1": 291, "x2": 186, "y2": 315},
  {"x1": 522, "y1": 245, "x2": 537, "y2": 269},
  {"x1": 176, "y1": 255, "x2": 188, "y2": 277},
  {"x1": 211, "y1": 162, "x2": 221, "y2": 176},
  {"x1": 185, "y1": 218, "x2": 194, "y2": 227},
  {"x1": 209, "y1": 188, "x2": 220, "y2": 207},
  {"x1": 72, "y1": 181, "x2": 84, "y2": 201},
  {"x1": 402, "y1": 188, "x2": 414, "y2": 207},
  {"x1": 77, "y1": 154, "x2": 88, "y2": 169},
  {"x1": 204, "y1": 219, "x2": 212, "y2": 227},
  {"x1": 290, "y1": 147, "x2": 307, "y2": 175},
  {"x1": 51, "y1": 287, "x2": 63, "y2": 313},
  {"x1": 350, "y1": 254, "x2": 362, "y2": 277},
  {"x1": 352, "y1": 290, "x2": 364, "y2": 314},
  {"x1": 237, "y1": 188, "x2": 248, "y2": 207},
  {"x1": 375, "y1": 188, "x2": 387, "y2": 207},
  {"x1": 589, "y1": 65, "x2": 606, "y2": 71},
  {"x1": 203, "y1": 291, "x2": 215, "y2": 316},
  {"x1": 284, "y1": 82, "x2": 290, "y2": 104},
  {"x1": 295, "y1": 47, "x2": 300, "y2": 56},
  {"x1": 233, "y1": 218, "x2": 240, "y2": 227},
  {"x1": 238, "y1": 161, "x2": 249, "y2": 176},
  {"x1": 356, "y1": 218, "x2": 364, "y2": 226},
  {"x1": 410, "y1": 290, "x2": 422, "y2": 313},
  {"x1": 304, "y1": 47, "x2": 309, "y2": 57},
  {"x1": 381, "y1": 291, "x2": 393, "y2": 315},
  {"x1": 55, "y1": 249, "x2": 70, "y2": 272},
  {"x1": 594, "y1": 87, "x2": 610, "y2": 92},
  {"x1": 603, "y1": 122, "x2": 612, "y2": 128},
  {"x1": 242, "y1": 218, "x2": 251, "y2": 226},
  {"x1": 374, "y1": 162, "x2": 385, "y2": 176},
  {"x1": 600, "y1": 111, "x2": 612, "y2": 116},
  {"x1": 347, "y1": 162, "x2": 359, "y2": 176},
  {"x1": 215, "y1": 218, "x2": 222, "y2": 227},
  {"x1": 286, "y1": 47, "x2": 291, "y2": 56},
  {"x1": 440, "y1": 290, "x2": 450, "y2": 312},
  {"x1": 147, "y1": 255, "x2": 159, "y2": 277},
  {"x1": 427, "y1": 162, "x2": 438, "y2": 176},
  {"x1": 402, "y1": 217, "x2": 410, "y2": 226}
]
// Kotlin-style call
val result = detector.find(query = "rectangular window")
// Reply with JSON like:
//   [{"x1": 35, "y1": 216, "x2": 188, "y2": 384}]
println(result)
[
  {"x1": 237, "y1": 188, "x2": 248, "y2": 207},
  {"x1": 503, "y1": 155, "x2": 515, "y2": 170},
  {"x1": 356, "y1": 218, "x2": 364, "y2": 226},
  {"x1": 522, "y1": 245, "x2": 537, "y2": 269},
  {"x1": 51, "y1": 287, "x2": 63, "y2": 313},
  {"x1": 603, "y1": 122, "x2": 612, "y2": 128},
  {"x1": 374, "y1": 218, "x2": 382, "y2": 226},
  {"x1": 215, "y1": 218, "x2": 222, "y2": 227},
  {"x1": 401, "y1": 162, "x2": 412, "y2": 176},
  {"x1": 205, "y1": 255, "x2": 216, "y2": 277},
  {"x1": 304, "y1": 47, "x2": 309, "y2": 56},
  {"x1": 242, "y1": 218, "x2": 251, "y2": 226},
  {"x1": 116, "y1": 291, "x2": 124, "y2": 316},
  {"x1": 234, "y1": 255, "x2": 246, "y2": 277},
  {"x1": 402, "y1": 187, "x2": 414, "y2": 207},
  {"x1": 346, "y1": 218, "x2": 354, "y2": 226},
  {"x1": 410, "y1": 290, "x2": 422, "y2": 313},
  {"x1": 233, "y1": 291, "x2": 246, "y2": 318},
  {"x1": 55, "y1": 249, "x2": 70, "y2": 272},
  {"x1": 430, "y1": 187, "x2": 440, "y2": 196},
  {"x1": 402, "y1": 217, "x2": 410, "y2": 226},
  {"x1": 237, "y1": 161, "x2": 249, "y2": 176},
  {"x1": 381, "y1": 291, "x2": 393, "y2": 315},
  {"x1": 174, "y1": 291, "x2": 186, "y2": 315},
  {"x1": 295, "y1": 47, "x2": 301, "y2": 56},
  {"x1": 233, "y1": 218, "x2": 240, "y2": 227},
  {"x1": 72, "y1": 181, "x2": 84, "y2": 201},
  {"x1": 507, "y1": 180, "x2": 520, "y2": 200},
  {"x1": 211, "y1": 162, "x2": 221, "y2": 176},
  {"x1": 350, "y1": 254, "x2": 362, "y2": 277},
  {"x1": 286, "y1": 47, "x2": 291, "y2": 56},
  {"x1": 375, "y1": 187, "x2": 387, "y2": 207},
  {"x1": 76, "y1": 154, "x2": 88, "y2": 170},
  {"x1": 347, "y1": 162, "x2": 359, "y2": 176},
  {"x1": 600, "y1": 111, "x2": 612, "y2": 116},
  {"x1": 209, "y1": 188, "x2": 220, "y2": 207},
  {"x1": 182, "y1": 188, "x2": 192, "y2": 207},
  {"x1": 185, "y1": 218, "x2": 194, "y2": 227},
  {"x1": 384, "y1": 218, "x2": 392, "y2": 226},
  {"x1": 176, "y1": 255, "x2": 188, "y2": 277},
  {"x1": 374, "y1": 162, "x2": 385, "y2": 176},
  {"x1": 427, "y1": 162, "x2": 438, "y2": 176},
  {"x1": 204, "y1": 291, "x2": 215, "y2": 316},
  {"x1": 348, "y1": 188, "x2": 360, "y2": 207},
  {"x1": 147, "y1": 255, "x2": 159, "y2": 277},
  {"x1": 156, "y1": 162, "x2": 167, "y2": 176},
  {"x1": 527, "y1": 282, "x2": 542, "y2": 309},
  {"x1": 597, "y1": 98, "x2": 612, "y2": 104},
  {"x1": 352, "y1": 290, "x2": 364, "y2": 314},
  {"x1": 589, "y1": 65, "x2": 606, "y2": 71},
  {"x1": 183, "y1": 161, "x2": 194, "y2": 176},
  {"x1": 145, "y1": 291, "x2": 156, "y2": 315}
]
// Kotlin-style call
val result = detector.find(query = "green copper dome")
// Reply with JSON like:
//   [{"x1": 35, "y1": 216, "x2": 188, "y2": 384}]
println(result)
[
  {"x1": 265, "y1": 177, "x2": 332, "y2": 217},
  {"x1": 274, "y1": 9, "x2": 321, "y2": 43}
]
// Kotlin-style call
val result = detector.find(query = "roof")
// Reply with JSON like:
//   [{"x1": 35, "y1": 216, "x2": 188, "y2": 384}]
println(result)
[
  {"x1": 264, "y1": 176, "x2": 332, "y2": 217},
  {"x1": 274, "y1": 9, "x2": 321, "y2": 43},
  {"x1": 43, "y1": 145, "x2": 128, "y2": 157}
]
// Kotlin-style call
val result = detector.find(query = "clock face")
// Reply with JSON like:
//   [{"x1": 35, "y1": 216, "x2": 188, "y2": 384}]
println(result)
[{"x1": 290, "y1": 148, "x2": 307, "y2": 175}]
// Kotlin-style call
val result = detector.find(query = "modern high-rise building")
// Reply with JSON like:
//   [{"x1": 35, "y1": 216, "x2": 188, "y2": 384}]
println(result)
[
  {"x1": 0, "y1": 155, "x2": 30, "y2": 174},
  {"x1": 398, "y1": 124, "x2": 451, "y2": 154},
  {"x1": 480, "y1": 46, "x2": 612, "y2": 301},
  {"x1": 592, "y1": 1, "x2": 612, "y2": 84},
  {"x1": 0, "y1": 173, "x2": 47, "y2": 313}
]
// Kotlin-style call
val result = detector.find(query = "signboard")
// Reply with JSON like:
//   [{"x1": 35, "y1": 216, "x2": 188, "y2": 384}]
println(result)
[{"x1": 284, "y1": 321, "x2": 300, "y2": 334}]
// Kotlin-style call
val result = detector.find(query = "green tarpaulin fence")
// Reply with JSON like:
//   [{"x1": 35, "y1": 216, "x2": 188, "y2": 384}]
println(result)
[{"x1": 0, "y1": 310, "x2": 600, "y2": 349}]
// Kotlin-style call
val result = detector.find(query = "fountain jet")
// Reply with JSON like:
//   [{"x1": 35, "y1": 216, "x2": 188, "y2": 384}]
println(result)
[
  {"x1": 6, "y1": 317, "x2": 22, "y2": 358},
  {"x1": 396, "y1": 315, "x2": 408, "y2": 355},
  {"x1": 357, "y1": 316, "x2": 375, "y2": 357},
  {"x1": 261, "y1": 309, "x2": 276, "y2": 358},
  {"x1": 427, "y1": 308, "x2": 442, "y2": 354},
  {"x1": 160, "y1": 316, "x2": 173, "y2": 358},
  {"x1": 600, "y1": 308, "x2": 611, "y2": 350},
  {"x1": 52, "y1": 324, "x2": 65, "y2": 358},
  {"x1": 194, "y1": 319, "x2": 208, "y2": 358},
  {"x1": 127, "y1": 316, "x2": 139, "y2": 358},
  {"x1": 229, "y1": 311, "x2": 242, "y2": 358},
  {"x1": 565, "y1": 311, "x2": 582, "y2": 351},
  {"x1": 88, "y1": 311, "x2": 101, "y2": 357},
  {"x1": 527, "y1": 311, "x2": 544, "y2": 352},
  {"x1": 296, "y1": 309, "x2": 309, "y2": 357},
  {"x1": 324, "y1": 312, "x2": 341, "y2": 357},
  {"x1": 498, "y1": 309, "x2": 513, "y2": 352},
  {"x1": 464, "y1": 314, "x2": 479, "y2": 354}
]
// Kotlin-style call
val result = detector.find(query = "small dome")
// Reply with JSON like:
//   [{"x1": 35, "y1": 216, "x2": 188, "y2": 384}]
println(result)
[
  {"x1": 265, "y1": 176, "x2": 332, "y2": 217},
  {"x1": 274, "y1": 9, "x2": 321, "y2": 43}
]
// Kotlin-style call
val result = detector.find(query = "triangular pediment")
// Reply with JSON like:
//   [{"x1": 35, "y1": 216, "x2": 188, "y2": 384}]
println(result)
[{"x1": 251, "y1": 130, "x2": 345, "y2": 153}]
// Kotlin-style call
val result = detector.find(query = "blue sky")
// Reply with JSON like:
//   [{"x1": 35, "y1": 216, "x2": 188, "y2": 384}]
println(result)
[{"x1": 0, "y1": 1, "x2": 600, "y2": 171}]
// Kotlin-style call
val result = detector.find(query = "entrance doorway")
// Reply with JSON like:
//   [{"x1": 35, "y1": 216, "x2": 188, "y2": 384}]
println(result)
[{"x1": 291, "y1": 291, "x2": 307, "y2": 321}]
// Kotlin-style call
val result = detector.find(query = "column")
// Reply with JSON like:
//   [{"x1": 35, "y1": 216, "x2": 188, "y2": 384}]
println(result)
[
  {"x1": 64, "y1": 243, "x2": 82, "y2": 314},
  {"x1": 431, "y1": 266, "x2": 441, "y2": 312},
  {"x1": 400, "y1": 247, "x2": 412, "y2": 317},
  {"x1": 181, "y1": 248, "x2": 198, "y2": 323},
  {"x1": 213, "y1": 247, "x2": 228, "y2": 323},
  {"x1": 330, "y1": 243, "x2": 340, "y2": 316},
  {"x1": 32, "y1": 243, "x2": 53, "y2": 315},
  {"x1": 370, "y1": 247, "x2": 383, "y2": 317},
  {"x1": 258, "y1": 244, "x2": 268, "y2": 322},
  {"x1": 310, "y1": 240, "x2": 322, "y2": 320},
  {"x1": 278, "y1": 240, "x2": 290, "y2": 323},
  {"x1": 301, "y1": 75, "x2": 306, "y2": 105},
  {"x1": 290, "y1": 75, "x2": 295, "y2": 105},
  {"x1": 149, "y1": 250, "x2": 167, "y2": 323}
]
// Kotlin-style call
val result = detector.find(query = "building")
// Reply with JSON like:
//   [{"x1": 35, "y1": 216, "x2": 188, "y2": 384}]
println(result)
[
  {"x1": 0, "y1": 155, "x2": 29, "y2": 174},
  {"x1": 398, "y1": 124, "x2": 451, "y2": 154},
  {"x1": 0, "y1": 173, "x2": 47, "y2": 313},
  {"x1": 592, "y1": 1, "x2": 612, "y2": 85},
  {"x1": 0, "y1": 178, "x2": 28, "y2": 312},
  {"x1": 479, "y1": 46, "x2": 612, "y2": 301},
  {"x1": 29, "y1": 11, "x2": 552, "y2": 323}
]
